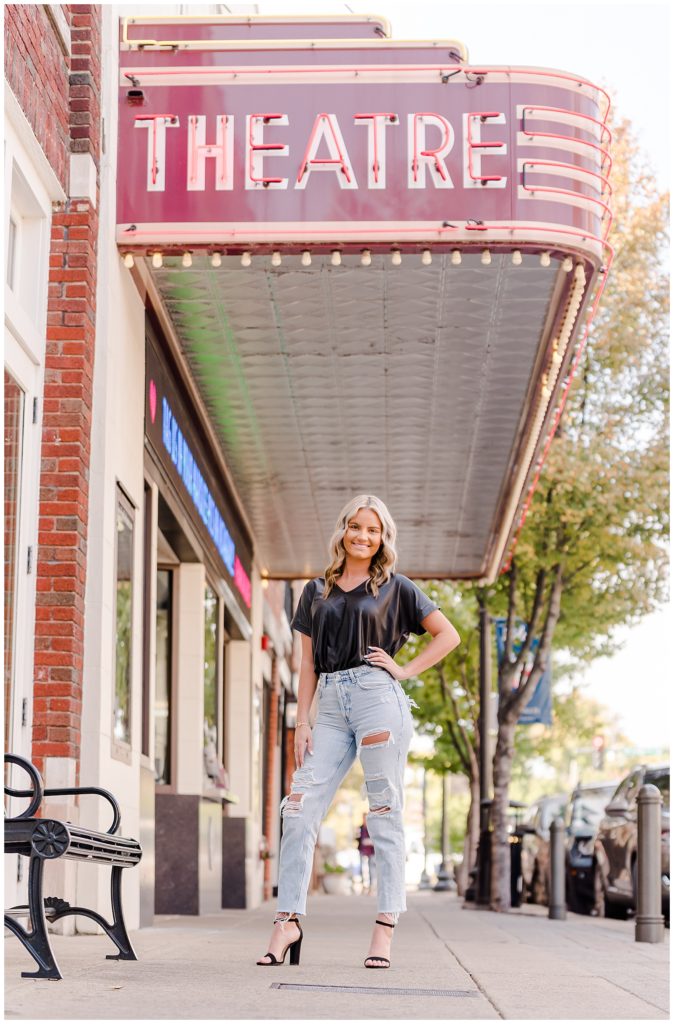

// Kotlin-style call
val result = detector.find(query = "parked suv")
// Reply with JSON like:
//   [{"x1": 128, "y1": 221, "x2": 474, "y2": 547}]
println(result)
[
  {"x1": 520, "y1": 794, "x2": 567, "y2": 905},
  {"x1": 594, "y1": 765, "x2": 669, "y2": 920},
  {"x1": 564, "y1": 780, "x2": 619, "y2": 914}
]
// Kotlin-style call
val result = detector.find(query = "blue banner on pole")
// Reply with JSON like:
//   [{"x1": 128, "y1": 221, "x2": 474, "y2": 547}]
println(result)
[{"x1": 494, "y1": 618, "x2": 553, "y2": 725}]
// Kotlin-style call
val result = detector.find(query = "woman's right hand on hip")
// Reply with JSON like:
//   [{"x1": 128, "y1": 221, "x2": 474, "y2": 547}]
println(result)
[{"x1": 294, "y1": 724, "x2": 313, "y2": 767}]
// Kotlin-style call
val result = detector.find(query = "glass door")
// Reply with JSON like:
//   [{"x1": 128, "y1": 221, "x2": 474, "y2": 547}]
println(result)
[{"x1": 154, "y1": 568, "x2": 173, "y2": 785}]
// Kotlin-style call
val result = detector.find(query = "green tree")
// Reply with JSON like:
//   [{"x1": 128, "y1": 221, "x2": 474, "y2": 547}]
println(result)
[
  {"x1": 487, "y1": 116, "x2": 669, "y2": 910},
  {"x1": 403, "y1": 116, "x2": 668, "y2": 911},
  {"x1": 402, "y1": 583, "x2": 485, "y2": 894},
  {"x1": 509, "y1": 688, "x2": 629, "y2": 800}
]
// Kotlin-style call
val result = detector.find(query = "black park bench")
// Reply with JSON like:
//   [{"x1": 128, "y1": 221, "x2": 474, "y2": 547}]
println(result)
[{"x1": 4, "y1": 753, "x2": 143, "y2": 980}]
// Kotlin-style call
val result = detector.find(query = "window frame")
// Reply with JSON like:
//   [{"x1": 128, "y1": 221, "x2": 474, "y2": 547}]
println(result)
[
  {"x1": 111, "y1": 483, "x2": 136, "y2": 762},
  {"x1": 202, "y1": 577, "x2": 223, "y2": 791},
  {"x1": 153, "y1": 565, "x2": 174, "y2": 787}
]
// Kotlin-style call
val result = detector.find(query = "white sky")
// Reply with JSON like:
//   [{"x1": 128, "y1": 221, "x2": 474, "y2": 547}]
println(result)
[{"x1": 254, "y1": 0, "x2": 671, "y2": 748}]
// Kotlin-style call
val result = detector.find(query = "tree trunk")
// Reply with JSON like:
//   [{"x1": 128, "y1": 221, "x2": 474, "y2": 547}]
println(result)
[
  {"x1": 490, "y1": 718, "x2": 516, "y2": 911},
  {"x1": 457, "y1": 772, "x2": 481, "y2": 896}
]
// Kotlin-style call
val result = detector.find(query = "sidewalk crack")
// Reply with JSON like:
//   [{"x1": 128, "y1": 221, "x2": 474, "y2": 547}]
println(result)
[
  {"x1": 596, "y1": 975, "x2": 669, "y2": 1014},
  {"x1": 418, "y1": 908, "x2": 505, "y2": 1019}
]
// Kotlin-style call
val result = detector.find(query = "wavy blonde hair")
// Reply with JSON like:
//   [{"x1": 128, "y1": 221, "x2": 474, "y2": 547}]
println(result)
[{"x1": 323, "y1": 494, "x2": 398, "y2": 599}]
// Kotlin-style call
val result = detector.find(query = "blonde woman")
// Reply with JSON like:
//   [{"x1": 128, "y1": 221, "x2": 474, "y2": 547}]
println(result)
[{"x1": 256, "y1": 495, "x2": 460, "y2": 969}]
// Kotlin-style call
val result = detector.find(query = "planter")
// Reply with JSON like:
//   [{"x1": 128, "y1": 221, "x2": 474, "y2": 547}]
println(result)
[{"x1": 323, "y1": 872, "x2": 351, "y2": 895}]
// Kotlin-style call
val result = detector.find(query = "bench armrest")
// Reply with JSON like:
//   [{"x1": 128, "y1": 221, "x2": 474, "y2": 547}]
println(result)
[
  {"x1": 43, "y1": 787, "x2": 121, "y2": 836},
  {"x1": 4, "y1": 754, "x2": 43, "y2": 819},
  {"x1": 5, "y1": 754, "x2": 121, "y2": 835}
]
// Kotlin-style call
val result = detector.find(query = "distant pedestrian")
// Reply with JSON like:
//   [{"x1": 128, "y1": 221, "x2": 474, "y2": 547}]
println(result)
[
  {"x1": 356, "y1": 814, "x2": 376, "y2": 893},
  {"x1": 256, "y1": 494, "x2": 460, "y2": 969}
]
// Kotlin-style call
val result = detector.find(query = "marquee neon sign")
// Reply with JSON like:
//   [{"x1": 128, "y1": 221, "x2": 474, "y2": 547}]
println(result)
[{"x1": 117, "y1": 65, "x2": 610, "y2": 250}]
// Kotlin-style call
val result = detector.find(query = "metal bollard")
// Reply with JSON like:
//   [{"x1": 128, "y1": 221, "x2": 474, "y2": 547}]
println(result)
[
  {"x1": 548, "y1": 818, "x2": 567, "y2": 920},
  {"x1": 635, "y1": 784, "x2": 665, "y2": 943}
]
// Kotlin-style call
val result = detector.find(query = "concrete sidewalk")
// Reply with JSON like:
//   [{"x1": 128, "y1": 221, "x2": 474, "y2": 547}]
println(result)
[{"x1": 4, "y1": 890, "x2": 669, "y2": 1020}]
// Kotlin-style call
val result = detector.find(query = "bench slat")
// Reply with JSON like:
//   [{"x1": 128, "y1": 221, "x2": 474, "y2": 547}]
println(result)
[{"x1": 4, "y1": 819, "x2": 142, "y2": 867}]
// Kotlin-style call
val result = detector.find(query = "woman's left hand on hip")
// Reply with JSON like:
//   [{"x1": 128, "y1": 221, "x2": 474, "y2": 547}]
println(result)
[{"x1": 365, "y1": 646, "x2": 407, "y2": 680}]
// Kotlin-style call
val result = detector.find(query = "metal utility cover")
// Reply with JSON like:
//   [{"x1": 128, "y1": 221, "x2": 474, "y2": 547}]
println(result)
[{"x1": 149, "y1": 251, "x2": 559, "y2": 580}]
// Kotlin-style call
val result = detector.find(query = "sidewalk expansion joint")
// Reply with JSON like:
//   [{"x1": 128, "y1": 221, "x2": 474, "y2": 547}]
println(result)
[
  {"x1": 419, "y1": 908, "x2": 506, "y2": 1019},
  {"x1": 270, "y1": 983, "x2": 479, "y2": 997}
]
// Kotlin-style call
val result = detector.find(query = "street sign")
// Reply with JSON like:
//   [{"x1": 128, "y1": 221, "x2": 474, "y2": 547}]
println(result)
[{"x1": 494, "y1": 617, "x2": 553, "y2": 725}]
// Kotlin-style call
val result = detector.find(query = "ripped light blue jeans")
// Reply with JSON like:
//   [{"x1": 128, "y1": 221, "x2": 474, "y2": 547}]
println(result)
[{"x1": 277, "y1": 664, "x2": 416, "y2": 917}]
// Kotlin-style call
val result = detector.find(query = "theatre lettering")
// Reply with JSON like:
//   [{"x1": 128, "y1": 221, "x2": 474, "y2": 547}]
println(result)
[{"x1": 135, "y1": 110, "x2": 513, "y2": 192}]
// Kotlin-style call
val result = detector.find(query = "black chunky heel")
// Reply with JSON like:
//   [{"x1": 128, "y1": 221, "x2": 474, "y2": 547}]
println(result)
[
  {"x1": 256, "y1": 915, "x2": 303, "y2": 966},
  {"x1": 288, "y1": 932, "x2": 303, "y2": 965}
]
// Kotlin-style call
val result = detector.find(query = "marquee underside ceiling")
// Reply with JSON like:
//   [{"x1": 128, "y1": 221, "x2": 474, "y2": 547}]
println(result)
[{"x1": 148, "y1": 252, "x2": 559, "y2": 580}]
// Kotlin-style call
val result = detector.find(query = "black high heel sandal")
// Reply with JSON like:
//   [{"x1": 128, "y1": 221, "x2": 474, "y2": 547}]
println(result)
[
  {"x1": 256, "y1": 915, "x2": 303, "y2": 966},
  {"x1": 364, "y1": 918, "x2": 395, "y2": 968}
]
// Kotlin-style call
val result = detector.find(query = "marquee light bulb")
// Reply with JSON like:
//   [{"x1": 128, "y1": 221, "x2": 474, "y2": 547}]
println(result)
[
  {"x1": 182, "y1": 251, "x2": 193, "y2": 268},
  {"x1": 241, "y1": 251, "x2": 252, "y2": 267},
  {"x1": 361, "y1": 249, "x2": 372, "y2": 267},
  {"x1": 301, "y1": 250, "x2": 312, "y2": 267},
  {"x1": 481, "y1": 249, "x2": 491, "y2": 266},
  {"x1": 331, "y1": 250, "x2": 342, "y2": 266},
  {"x1": 123, "y1": 252, "x2": 134, "y2": 269},
  {"x1": 451, "y1": 249, "x2": 462, "y2": 266},
  {"x1": 271, "y1": 250, "x2": 282, "y2": 266},
  {"x1": 421, "y1": 249, "x2": 432, "y2": 266},
  {"x1": 511, "y1": 250, "x2": 522, "y2": 266},
  {"x1": 151, "y1": 251, "x2": 163, "y2": 269},
  {"x1": 391, "y1": 249, "x2": 402, "y2": 266},
  {"x1": 540, "y1": 251, "x2": 551, "y2": 268},
  {"x1": 562, "y1": 256, "x2": 573, "y2": 272},
  {"x1": 210, "y1": 252, "x2": 222, "y2": 268}
]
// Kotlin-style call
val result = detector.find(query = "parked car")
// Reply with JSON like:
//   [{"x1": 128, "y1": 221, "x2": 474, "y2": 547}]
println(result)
[
  {"x1": 593, "y1": 765, "x2": 669, "y2": 920},
  {"x1": 520, "y1": 794, "x2": 567, "y2": 905},
  {"x1": 564, "y1": 780, "x2": 619, "y2": 914}
]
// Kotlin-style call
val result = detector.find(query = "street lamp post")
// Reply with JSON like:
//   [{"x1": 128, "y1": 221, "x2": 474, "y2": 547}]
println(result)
[
  {"x1": 418, "y1": 766, "x2": 432, "y2": 889},
  {"x1": 433, "y1": 772, "x2": 452, "y2": 891},
  {"x1": 475, "y1": 595, "x2": 493, "y2": 905}
]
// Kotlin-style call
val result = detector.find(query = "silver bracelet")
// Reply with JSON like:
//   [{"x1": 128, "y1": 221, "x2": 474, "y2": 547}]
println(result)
[{"x1": 296, "y1": 721, "x2": 310, "y2": 728}]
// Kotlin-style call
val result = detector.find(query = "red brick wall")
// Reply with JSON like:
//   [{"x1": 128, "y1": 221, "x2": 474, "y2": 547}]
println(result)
[
  {"x1": 69, "y1": 5, "x2": 101, "y2": 161},
  {"x1": 4, "y1": 5, "x2": 71, "y2": 190},
  {"x1": 19, "y1": 5, "x2": 103, "y2": 777}
]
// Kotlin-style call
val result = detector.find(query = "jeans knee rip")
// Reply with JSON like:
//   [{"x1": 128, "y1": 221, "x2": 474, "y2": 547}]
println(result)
[
  {"x1": 281, "y1": 792, "x2": 306, "y2": 816},
  {"x1": 365, "y1": 775, "x2": 395, "y2": 815}
]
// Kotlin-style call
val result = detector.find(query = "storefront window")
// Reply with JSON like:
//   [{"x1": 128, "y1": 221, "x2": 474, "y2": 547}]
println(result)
[
  {"x1": 201, "y1": 585, "x2": 218, "y2": 774},
  {"x1": 7, "y1": 216, "x2": 17, "y2": 290},
  {"x1": 4, "y1": 369, "x2": 24, "y2": 751},
  {"x1": 113, "y1": 490, "x2": 134, "y2": 746},
  {"x1": 203, "y1": 583, "x2": 219, "y2": 782},
  {"x1": 154, "y1": 569, "x2": 172, "y2": 784}
]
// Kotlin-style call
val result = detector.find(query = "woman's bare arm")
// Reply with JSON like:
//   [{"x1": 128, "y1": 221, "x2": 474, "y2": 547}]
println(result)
[
  {"x1": 295, "y1": 633, "x2": 318, "y2": 765},
  {"x1": 365, "y1": 609, "x2": 460, "y2": 681}
]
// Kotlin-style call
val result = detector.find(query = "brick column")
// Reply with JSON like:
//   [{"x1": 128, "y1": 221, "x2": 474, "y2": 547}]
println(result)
[
  {"x1": 32, "y1": 6, "x2": 102, "y2": 780},
  {"x1": 263, "y1": 658, "x2": 281, "y2": 901}
]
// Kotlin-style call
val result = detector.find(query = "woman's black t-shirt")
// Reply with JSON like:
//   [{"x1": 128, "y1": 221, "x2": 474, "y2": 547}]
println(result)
[{"x1": 290, "y1": 573, "x2": 439, "y2": 675}]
